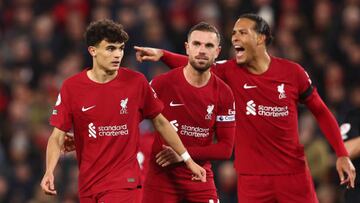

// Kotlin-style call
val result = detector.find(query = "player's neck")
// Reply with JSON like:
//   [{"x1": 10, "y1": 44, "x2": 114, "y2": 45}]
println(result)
[
  {"x1": 183, "y1": 65, "x2": 211, "y2": 88},
  {"x1": 246, "y1": 51, "x2": 271, "y2": 75},
  {"x1": 87, "y1": 66, "x2": 118, "y2": 83}
]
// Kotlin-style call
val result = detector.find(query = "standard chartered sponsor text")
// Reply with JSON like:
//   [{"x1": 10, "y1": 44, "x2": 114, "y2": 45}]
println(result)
[
  {"x1": 98, "y1": 124, "x2": 128, "y2": 136},
  {"x1": 258, "y1": 105, "x2": 289, "y2": 117},
  {"x1": 180, "y1": 125, "x2": 209, "y2": 138}
]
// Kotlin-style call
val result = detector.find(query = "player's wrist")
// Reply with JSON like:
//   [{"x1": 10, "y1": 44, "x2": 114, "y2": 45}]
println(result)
[
  {"x1": 181, "y1": 151, "x2": 191, "y2": 162},
  {"x1": 45, "y1": 170, "x2": 54, "y2": 176},
  {"x1": 159, "y1": 49, "x2": 164, "y2": 59}
]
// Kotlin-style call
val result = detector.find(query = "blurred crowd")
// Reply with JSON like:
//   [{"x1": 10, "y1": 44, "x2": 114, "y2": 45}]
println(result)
[{"x1": 0, "y1": 0, "x2": 359, "y2": 202}]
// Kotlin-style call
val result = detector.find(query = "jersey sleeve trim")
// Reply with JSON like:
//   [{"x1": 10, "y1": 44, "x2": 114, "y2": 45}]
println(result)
[{"x1": 299, "y1": 85, "x2": 314, "y2": 102}]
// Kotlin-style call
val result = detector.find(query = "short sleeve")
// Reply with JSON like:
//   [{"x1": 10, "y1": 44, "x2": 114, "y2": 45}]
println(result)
[
  {"x1": 215, "y1": 82, "x2": 236, "y2": 128},
  {"x1": 149, "y1": 75, "x2": 162, "y2": 97},
  {"x1": 140, "y1": 76, "x2": 164, "y2": 119},
  {"x1": 49, "y1": 83, "x2": 73, "y2": 132}
]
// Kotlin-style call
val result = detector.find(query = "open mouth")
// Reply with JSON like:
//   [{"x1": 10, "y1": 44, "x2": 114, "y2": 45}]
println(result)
[
  {"x1": 234, "y1": 45, "x2": 245, "y2": 52},
  {"x1": 234, "y1": 45, "x2": 245, "y2": 58},
  {"x1": 111, "y1": 61, "x2": 120, "y2": 66}
]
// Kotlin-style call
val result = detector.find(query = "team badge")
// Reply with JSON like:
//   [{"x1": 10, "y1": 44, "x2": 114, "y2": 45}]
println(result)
[
  {"x1": 205, "y1": 104, "x2": 214, "y2": 120},
  {"x1": 120, "y1": 98, "x2": 128, "y2": 114},
  {"x1": 277, "y1": 83, "x2": 286, "y2": 99}
]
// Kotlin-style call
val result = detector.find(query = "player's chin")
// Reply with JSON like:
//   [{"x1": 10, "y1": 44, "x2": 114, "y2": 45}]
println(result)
[
  {"x1": 235, "y1": 57, "x2": 246, "y2": 65},
  {"x1": 194, "y1": 64, "x2": 211, "y2": 72},
  {"x1": 108, "y1": 65, "x2": 120, "y2": 71}
]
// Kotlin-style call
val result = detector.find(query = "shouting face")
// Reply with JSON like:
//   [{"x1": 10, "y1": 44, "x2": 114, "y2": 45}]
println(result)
[{"x1": 232, "y1": 18, "x2": 263, "y2": 65}]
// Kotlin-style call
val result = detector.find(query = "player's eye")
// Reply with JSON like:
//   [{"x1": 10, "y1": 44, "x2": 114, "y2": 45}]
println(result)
[
  {"x1": 192, "y1": 41, "x2": 201, "y2": 47},
  {"x1": 205, "y1": 43, "x2": 214, "y2": 49}
]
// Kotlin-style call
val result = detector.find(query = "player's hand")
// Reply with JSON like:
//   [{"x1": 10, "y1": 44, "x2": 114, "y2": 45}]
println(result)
[
  {"x1": 184, "y1": 159, "x2": 207, "y2": 182},
  {"x1": 134, "y1": 46, "x2": 163, "y2": 62},
  {"x1": 336, "y1": 156, "x2": 356, "y2": 188},
  {"x1": 155, "y1": 145, "x2": 183, "y2": 167},
  {"x1": 40, "y1": 172, "x2": 57, "y2": 195},
  {"x1": 61, "y1": 132, "x2": 75, "y2": 153}
]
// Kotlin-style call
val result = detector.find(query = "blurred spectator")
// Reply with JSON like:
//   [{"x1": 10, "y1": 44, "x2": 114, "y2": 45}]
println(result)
[{"x1": 216, "y1": 161, "x2": 237, "y2": 203}]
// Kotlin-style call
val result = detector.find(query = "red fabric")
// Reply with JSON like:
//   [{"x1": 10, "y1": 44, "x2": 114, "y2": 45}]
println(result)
[
  {"x1": 53, "y1": 0, "x2": 89, "y2": 26},
  {"x1": 138, "y1": 132, "x2": 155, "y2": 182},
  {"x1": 162, "y1": 53, "x2": 324, "y2": 175},
  {"x1": 0, "y1": 88, "x2": 8, "y2": 112},
  {"x1": 187, "y1": 126, "x2": 235, "y2": 160},
  {"x1": 80, "y1": 188, "x2": 141, "y2": 203},
  {"x1": 145, "y1": 66, "x2": 235, "y2": 191},
  {"x1": 142, "y1": 182, "x2": 218, "y2": 203},
  {"x1": 237, "y1": 168, "x2": 318, "y2": 203},
  {"x1": 50, "y1": 68, "x2": 163, "y2": 197},
  {"x1": 161, "y1": 50, "x2": 188, "y2": 68},
  {"x1": 305, "y1": 89, "x2": 349, "y2": 157}
]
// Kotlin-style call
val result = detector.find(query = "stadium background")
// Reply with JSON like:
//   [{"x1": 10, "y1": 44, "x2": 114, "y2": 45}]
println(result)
[{"x1": 0, "y1": 0, "x2": 359, "y2": 202}]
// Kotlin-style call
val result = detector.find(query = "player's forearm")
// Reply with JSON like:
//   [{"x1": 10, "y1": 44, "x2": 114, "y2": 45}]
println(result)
[
  {"x1": 161, "y1": 50, "x2": 188, "y2": 69},
  {"x1": 306, "y1": 92, "x2": 348, "y2": 157},
  {"x1": 152, "y1": 114, "x2": 187, "y2": 155},
  {"x1": 344, "y1": 137, "x2": 360, "y2": 159},
  {"x1": 188, "y1": 143, "x2": 233, "y2": 160},
  {"x1": 45, "y1": 129, "x2": 65, "y2": 174},
  {"x1": 187, "y1": 127, "x2": 235, "y2": 160}
]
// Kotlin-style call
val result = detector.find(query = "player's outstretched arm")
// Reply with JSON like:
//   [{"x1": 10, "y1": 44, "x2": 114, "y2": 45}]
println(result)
[
  {"x1": 134, "y1": 46, "x2": 164, "y2": 62},
  {"x1": 134, "y1": 46, "x2": 188, "y2": 69},
  {"x1": 40, "y1": 127, "x2": 66, "y2": 195},
  {"x1": 152, "y1": 113, "x2": 206, "y2": 182},
  {"x1": 305, "y1": 91, "x2": 356, "y2": 188}
]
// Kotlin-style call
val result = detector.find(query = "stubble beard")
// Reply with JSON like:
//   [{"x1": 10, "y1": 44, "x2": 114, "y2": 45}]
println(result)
[{"x1": 189, "y1": 59, "x2": 212, "y2": 73}]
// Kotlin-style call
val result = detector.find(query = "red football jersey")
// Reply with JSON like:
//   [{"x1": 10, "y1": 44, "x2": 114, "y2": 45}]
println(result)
[
  {"x1": 50, "y1": 68, "x2": 163, "y2": 197},
  {"x1": 162, "y1": 51, "x2": 348, "y2": 175},
  {"x1": 145, "y1": 67, "x2": 235, "y2": 188},
  {"x1": 213, "y1": 57, "x2": 312, "y2": 175}
]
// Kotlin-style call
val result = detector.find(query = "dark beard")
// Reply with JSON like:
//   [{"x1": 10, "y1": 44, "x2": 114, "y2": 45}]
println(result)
[{"x1": 189, "y1": 59, "x2": 211, "y2": 73}]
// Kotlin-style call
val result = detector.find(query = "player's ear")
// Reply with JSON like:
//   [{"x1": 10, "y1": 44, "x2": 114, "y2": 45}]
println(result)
[
  {"x1": 215, "y1": 45, "x2": 221, "y2": 59},
  {"x1": 257, "y1": 34, "x2": 266, "y2": 46},
  {"x1": 185, "y1": 42, "x2": 189, "y2": 55},
  {"x1": 88, "y1": 46, "x2": 96, "y2": 57}
]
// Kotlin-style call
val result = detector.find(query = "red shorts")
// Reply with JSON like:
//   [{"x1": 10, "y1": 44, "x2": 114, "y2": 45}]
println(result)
[
  {"x1": 80, "y1": 188, "x2": 141, "y2": 203},
  {"x1": 237, "y1": 169, "x2": 318, "y2": 203},
  {"x1": 142, "y1": 178, "x2": 218, "y2": 203}
]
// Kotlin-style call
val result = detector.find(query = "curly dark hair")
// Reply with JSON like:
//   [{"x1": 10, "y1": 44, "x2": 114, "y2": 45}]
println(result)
[
  {"x1": 84, "y1": 19, "x2": 129, "y2": 46},
  {"x1": 239, "y1": 13, "x2": 273, "y2": 46}
]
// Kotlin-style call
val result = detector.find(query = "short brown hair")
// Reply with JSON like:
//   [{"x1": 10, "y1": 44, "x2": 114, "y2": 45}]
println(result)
[
  {"x1": 187, "y1": 22, "x2": 221, "y2": 45},
  {"x1": 84, "y1": 19, "x2": 129, "y2": 46}
]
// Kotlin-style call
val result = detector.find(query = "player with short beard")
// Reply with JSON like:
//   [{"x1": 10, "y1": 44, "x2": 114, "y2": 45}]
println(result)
[
  {"x1": 135, "y1": 13, "x2": 355, "y2": 203},
  {"x1": 141, "y1": 22, "x2": 236, "y2": 203}
]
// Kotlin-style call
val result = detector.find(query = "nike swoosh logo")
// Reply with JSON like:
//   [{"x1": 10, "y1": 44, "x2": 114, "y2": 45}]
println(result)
[
  {"x1": 170, "y1": 101, "x2": 184, "y2": 107},
  {"x1": 82, "y1": 105, "x2": 96, "y2": 112},
  {"x1": 243, "y1": 83, "x2": 257, "y2": 89}
]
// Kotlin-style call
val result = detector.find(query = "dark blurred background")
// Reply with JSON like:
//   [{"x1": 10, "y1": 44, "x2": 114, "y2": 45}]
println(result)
[{"x1": 0, "y1": 0, "x2": 359, "y2": 202}]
